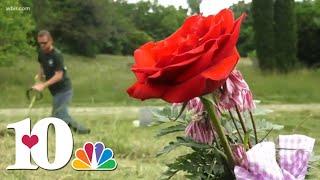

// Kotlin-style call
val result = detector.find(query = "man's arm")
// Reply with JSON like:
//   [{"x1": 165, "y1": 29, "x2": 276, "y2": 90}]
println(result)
[
  {"x1": 32, "y1": 70, "x2": 63, "y2": 91},
  {"x1": 43, "y1": 70, "x2": 63, "y2": 87}
]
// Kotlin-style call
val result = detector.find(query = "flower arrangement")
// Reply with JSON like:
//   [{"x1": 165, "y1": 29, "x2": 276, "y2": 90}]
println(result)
[{"x1": 127, "y1": 9, "x2": 316, "y2": 180}]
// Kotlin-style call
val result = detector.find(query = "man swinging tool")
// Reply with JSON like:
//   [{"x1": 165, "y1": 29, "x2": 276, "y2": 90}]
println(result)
[{"x1": 32, "y1": 30, "x2": 90, "y2": 134}]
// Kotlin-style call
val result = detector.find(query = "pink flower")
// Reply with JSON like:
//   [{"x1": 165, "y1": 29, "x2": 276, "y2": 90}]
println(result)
[
  {"x1": 171, "y1": 97, "x2": 219, "y2": 144},
  {"x1": 187, "y1": 97, "x2": 204, "y2": 114},
  {"x1": 184, "y1": 97, "x2": 216, "y2": 144},
  {"x1": 231, "y1": 144, "x2": 249, "y2": 170},
  {"x1": 218, "y1": 70, "x2": 255, "y2": 112},
  {"x1": 185, "y1": 118, "x2": 215, "y2": 145}
]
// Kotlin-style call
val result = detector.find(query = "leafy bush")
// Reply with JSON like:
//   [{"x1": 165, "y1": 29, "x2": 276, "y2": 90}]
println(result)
[
  {"x1": 0, "y1": 0, "x2": 34, "y2": 66},
  {"x1": 296, "y1": 0, "x2": 320, "y2": 68}
]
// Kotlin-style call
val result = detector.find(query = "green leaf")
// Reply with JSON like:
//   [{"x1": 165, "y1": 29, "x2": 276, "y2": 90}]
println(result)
[
  {"x1": 156, "y1": 141, "x2": 180, "y2": 157},
  {"x1": 150, "y1": 105, "x2": 189, "y2": 126},
  {"x1": 253, "y1": 119, "x2": 284, "y2": 131},
  {"x1": 169, "y1": 102, "x2": 188, "y2": 121},
  {"x1": 156, "y1": 124, "x2": 186, "y2": 137},
  {"x1": 156, "y1": 136, "x2": 212, "y2": 157},
  {"x1": 251, "y1": 106, "x2": 273, "y2": 116},
  {"x1": 176, "y1": 136, "x2": 211, "y2": 149}
]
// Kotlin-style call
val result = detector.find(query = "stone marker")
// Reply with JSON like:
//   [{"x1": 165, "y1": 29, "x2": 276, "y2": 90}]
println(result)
[{"x1": 138, "y1": 107, "x2": 155, "y2": 126}]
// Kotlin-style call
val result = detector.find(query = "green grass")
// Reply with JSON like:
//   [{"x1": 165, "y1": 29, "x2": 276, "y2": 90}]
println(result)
[
  {"x1": 0, "y1": 54, "x2": 164, "y2": 108},
  {"x1": 0, "y1": 55, "x2": 319, "y2": 108},
  {"x1": 0, "y1": 109, "x2": 319, "y2": 179},
  {"x1": 238, "y1": 62, "x2": 320, "y2": 104}
]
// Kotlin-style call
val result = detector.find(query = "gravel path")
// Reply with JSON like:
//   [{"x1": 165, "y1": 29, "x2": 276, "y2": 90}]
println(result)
[{"x1": 0, "y1": 104, "x2": 319, "y2": 116}]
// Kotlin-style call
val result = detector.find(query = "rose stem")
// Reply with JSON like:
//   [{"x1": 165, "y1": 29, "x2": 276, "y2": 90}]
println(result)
[
  {"x1": 210, "y1": 94, "x2": 222, "y2": 148},
  {"x1": 201, "y1": 97, "x2": 234, "y2": 168},
  {"x1": 228, "y1": 110, "x2": 243, "y2": 143},
  {"x1": 235, "y1": 105, "x2": 252, "y2": 148},
  {"x1": 211, "y1": 125, "x2": 220, "y2": 149},
  {"x1": 208, "y1": 116, "x2": 220, "y2": 149},
  {"x1": 249, "y1": 111, "x2": 258, "y2": 144}
]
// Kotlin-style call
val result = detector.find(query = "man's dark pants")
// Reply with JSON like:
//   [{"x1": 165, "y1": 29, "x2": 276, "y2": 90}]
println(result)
[{"x1": 52, "y1": 89, "x2": 77, "y2": 127}]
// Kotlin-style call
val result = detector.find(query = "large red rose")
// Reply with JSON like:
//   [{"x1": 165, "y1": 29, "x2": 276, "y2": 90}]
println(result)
[{"x1": 127, "y1": 9, "x2": 245, "y2": 103}]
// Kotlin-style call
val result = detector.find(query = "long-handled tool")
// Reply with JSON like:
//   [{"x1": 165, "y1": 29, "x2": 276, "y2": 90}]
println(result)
[
  {"x1": 26, "y1": 88, "x2": 43, "y2": 115},
  {"x1": 26, "y1": 75, "x2": 43, "y2": 116}
]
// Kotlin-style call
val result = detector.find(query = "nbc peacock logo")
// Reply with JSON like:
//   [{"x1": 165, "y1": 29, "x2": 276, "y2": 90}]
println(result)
[{"x1": 72, "y1": 142, "x2": 117, "y2": 171}]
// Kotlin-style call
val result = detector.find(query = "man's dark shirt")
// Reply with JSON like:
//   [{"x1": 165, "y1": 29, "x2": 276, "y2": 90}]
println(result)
[{"x1": 38, "y1": 48, "x2": 71, "y2": 95}]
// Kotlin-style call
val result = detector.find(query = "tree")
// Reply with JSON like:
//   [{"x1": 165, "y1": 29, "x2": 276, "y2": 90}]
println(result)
[
  {"x1": 274, "y1": 0, "x2": 298, "y2": 72},
  {"x1": 32, "y1": 0, "x2": 114, "y2": 57},
  {"x1": 295, "y1": 0, "x2": 320, "y2": 68},
  {"x1": 102, "y1": 1, "x2": 153, "y2": 55},
  {"x1": 230, "y1": 1, "x2": 255, "y2": 57},
  {"x1": 252, "y1": 0, "x2": 275, "y2": 71},
  {"x1": 0, "y1": 0, "x2": 35, "y2": 66},
  {"x1": 116, "y1": 1, "x2": 187, "y2": 41},
  {"x1": 29, "y1": 0, "x2": 188, "y2": 57},
  {"x1": 187, "y1": 0, "x2": 200, "y2": 14}
]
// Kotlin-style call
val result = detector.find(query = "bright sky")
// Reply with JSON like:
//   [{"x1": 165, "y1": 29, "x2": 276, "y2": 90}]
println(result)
[{"x1": 127, "y1": 0, "x2": 252, "y2": 15}]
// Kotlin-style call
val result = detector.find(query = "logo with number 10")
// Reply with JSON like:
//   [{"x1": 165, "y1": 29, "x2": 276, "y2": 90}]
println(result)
[{"x1": 7, "y1": 118, "x2": 117, "y2": 171}]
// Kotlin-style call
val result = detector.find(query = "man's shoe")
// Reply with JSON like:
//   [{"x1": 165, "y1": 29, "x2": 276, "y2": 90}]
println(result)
[{"x1": 66, "y1": 121, "x2": 90, "y2": 134}]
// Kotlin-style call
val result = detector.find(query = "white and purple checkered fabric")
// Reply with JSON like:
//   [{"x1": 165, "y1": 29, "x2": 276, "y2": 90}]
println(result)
[{"x1": 234, "y1": 134, "x2": 315, "y2": 180}]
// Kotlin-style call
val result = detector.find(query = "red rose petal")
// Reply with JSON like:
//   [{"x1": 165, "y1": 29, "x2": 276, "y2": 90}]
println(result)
[
  {"x1": 148, "y1": 54, "x2": 201, "y2": 82},
  {"x1": 127, "y1": 82, "x2": 166, "y2": 100},
  {"x1": 215, "y1": 9, "x2": 235, "y2": 34},
  {"x1": 210, "y1": 13, "x2": 245, "y2": 63},
  {"x1": 162, "y1": 74, "x2": 224, "y2": 103},
  {"x1": 174, "y1": 40, "x2": 219, "y2": 82},
  {"x1": 162, "y1": 75, "x2": 206, "y2": 103},
  {"x1": 152, "y1": 40, "x2": 177, "y2": 64},
  {"x1": 133, "y1": 42, "x2": 157, "y2": 68},
  {"x1": 202, "y1": 48, "x2": 240, "y2": 80},
  {"x1": 200, "y1": 20, "x2": 223, "y2": 44},
  {"x1": 168, "y1": 37, "x2": 216, "y2": 65},
  {"x1": 163, "y1": 15, "x2": 200, "y2": 45}
]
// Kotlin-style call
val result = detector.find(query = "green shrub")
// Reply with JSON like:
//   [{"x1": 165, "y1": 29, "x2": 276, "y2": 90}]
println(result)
[{"x1": 0, "y1": 0, "x2": 34, "y2": 66}]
